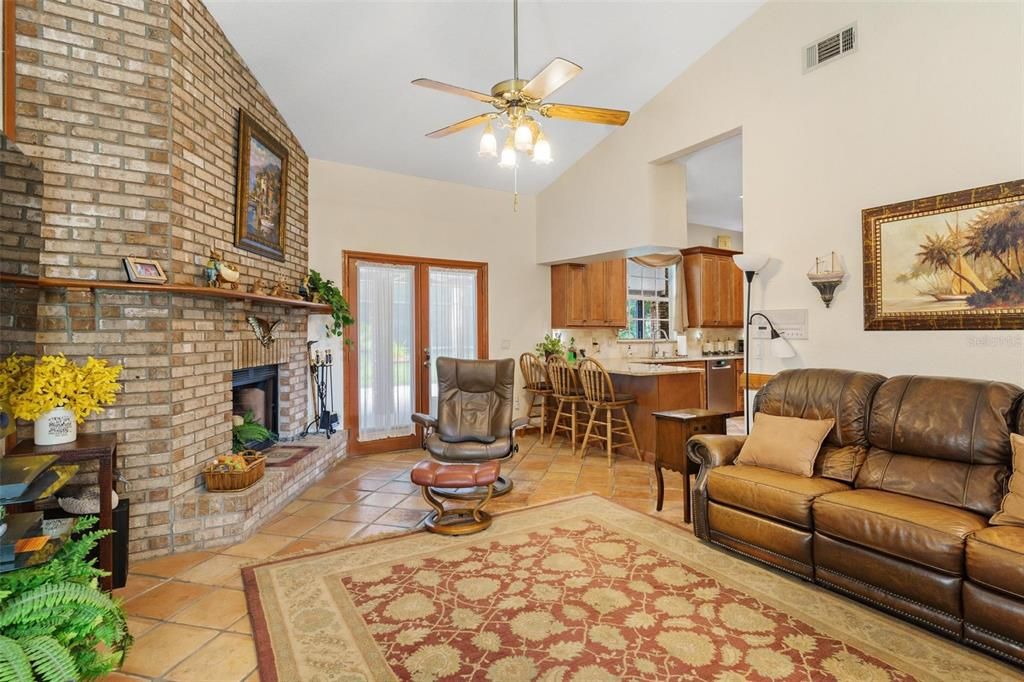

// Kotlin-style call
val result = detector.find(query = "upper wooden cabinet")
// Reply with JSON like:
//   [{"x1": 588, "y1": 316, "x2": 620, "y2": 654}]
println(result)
[
  {"x1": 551, "y1": 259, "x2": 627, "y2": 328},
  {"x1": 682, "y1": 247, "x2": 744, "y2": 328}
]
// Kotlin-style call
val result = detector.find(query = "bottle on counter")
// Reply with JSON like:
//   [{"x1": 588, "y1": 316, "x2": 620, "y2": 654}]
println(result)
[
  {"x1": 702, "y1": 338, "x2": 712, "y2": 355},
  {"x1": 726, "y1": 338, "x2": 736, "y2": 354}
]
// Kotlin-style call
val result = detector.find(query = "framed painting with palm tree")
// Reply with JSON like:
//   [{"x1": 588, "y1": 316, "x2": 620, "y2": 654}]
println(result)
[{"x1": 863, "y1": 179, "x2": 1024, "y2": 330}]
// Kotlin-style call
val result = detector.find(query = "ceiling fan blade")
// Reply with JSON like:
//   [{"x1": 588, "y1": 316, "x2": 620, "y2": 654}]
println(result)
[
  {"x1": 425, "y1": 113, "x2": 493, "y2": 139},
  {"x1": 522, "y1": 58, "x2": 582, "y2": 100},
  {"x1": 412, "y1": 78, "x2": 496, "y2": 104},
  {"x1": 541, "y1": 103, "x2": 630, "y2": 126}
]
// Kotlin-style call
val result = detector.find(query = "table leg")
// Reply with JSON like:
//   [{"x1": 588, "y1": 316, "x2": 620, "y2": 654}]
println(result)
[
  {"x1": 99, "y1": 456, "x2": 112, "y2": 592},
  {"x1": 655, "y1": 465, "x2": 665, "y2": 511}
]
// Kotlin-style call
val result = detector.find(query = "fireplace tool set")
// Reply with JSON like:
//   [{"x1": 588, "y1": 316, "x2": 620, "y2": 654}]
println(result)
[{"x1": 304, "y1": 341, "x2": 337, "y2": 438}]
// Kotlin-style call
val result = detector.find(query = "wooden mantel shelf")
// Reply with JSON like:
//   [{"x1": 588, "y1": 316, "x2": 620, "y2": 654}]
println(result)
[{"x1": 0, "y1": 274, "x2": 333, "y2": 313}]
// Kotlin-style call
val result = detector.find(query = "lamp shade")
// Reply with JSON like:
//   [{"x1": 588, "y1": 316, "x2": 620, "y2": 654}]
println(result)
[
  {"x1": 769, "y1": 335, "x2": 796, "y2": 359},
  {"x1": 733, "y1": 253, "x2": 770, "y2": 273}
]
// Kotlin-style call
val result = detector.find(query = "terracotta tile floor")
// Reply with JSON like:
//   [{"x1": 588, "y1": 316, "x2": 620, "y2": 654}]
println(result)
[{"x1": 104, "y1": 433, "x2": 693, "y2": 681}]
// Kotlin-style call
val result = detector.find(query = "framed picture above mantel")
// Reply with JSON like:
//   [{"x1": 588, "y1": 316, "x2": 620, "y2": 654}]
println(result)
[
  {"x1": 863, "y1": 178, "x2": 1024, "y2": 330},
  {"x1": 234, "y1": 109, "x2": 288, "y2": 262}
]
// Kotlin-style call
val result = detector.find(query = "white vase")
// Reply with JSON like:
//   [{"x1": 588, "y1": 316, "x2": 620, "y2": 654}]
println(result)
[{"x1": 34, "y1": 406, "x2": 77, "y2": 445}]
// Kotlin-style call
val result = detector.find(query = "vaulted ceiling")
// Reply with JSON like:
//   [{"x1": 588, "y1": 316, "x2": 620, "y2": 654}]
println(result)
[{"x1": 207, "y1": 1, "x2": 761, "y2": 194}]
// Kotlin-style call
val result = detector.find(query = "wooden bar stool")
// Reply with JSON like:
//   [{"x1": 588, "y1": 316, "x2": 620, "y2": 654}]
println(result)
[
  {"x1": 577, "y1": 358, "x2": 642, "y2": 466},
  {"x1": 546, "y1": 355, "x2": 589, "y2": 455},
  {"x1": 519, "y1": 352, "x2": 553, "y2": 441}
]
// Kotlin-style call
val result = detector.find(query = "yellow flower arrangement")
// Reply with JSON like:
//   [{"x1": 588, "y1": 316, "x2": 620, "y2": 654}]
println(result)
[{"x1": 0, "y1": 354, "x2": 123, "y2": 423}]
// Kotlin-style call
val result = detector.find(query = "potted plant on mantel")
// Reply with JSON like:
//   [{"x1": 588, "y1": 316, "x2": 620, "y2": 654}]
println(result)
[
  {"x1": 303, "y1": 269, "x2": 355, "y2": 337},
  {"x1": 0, "y1": 354, "x2": 123, "y2": 446}
]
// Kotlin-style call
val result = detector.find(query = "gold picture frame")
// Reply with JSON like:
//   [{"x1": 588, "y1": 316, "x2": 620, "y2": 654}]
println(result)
[
  {"x1": 234, "y1": 109, "x2": 288, "y2": 262},
  {"x1": 123, "y1": 257, "x2": 167, "y2": 284},
  {"x1": 863, "y1": 179, "x2": 1024, "y2": 330}
]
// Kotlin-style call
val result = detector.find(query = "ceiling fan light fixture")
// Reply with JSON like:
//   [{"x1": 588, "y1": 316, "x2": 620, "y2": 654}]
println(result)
[
  {"x1": 478, "y1": 121, "x2": 497, "y2": 157},
  {"x1": 513, "y1": 121, "x2": 534, "y2": 151},
  {"x1": 498, "y1": 135, "x2": 517, "y2": 168},
  {"x1": 532, "y1": 132, "x2": 552, "y2": 164}
]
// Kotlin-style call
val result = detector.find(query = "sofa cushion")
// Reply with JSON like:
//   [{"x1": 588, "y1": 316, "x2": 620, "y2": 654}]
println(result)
[
  {"x1": 966, "y1": 526, "x2": 1024, "y2": 600},
  {"x1": 754, "y1": 368, "x2": 886, "y2": 449},
  {"x1": 814, "y1": 489, "x2": 988, "y2": 575},
  {"x1": 708, "y1": 465, "x2": 849, "y2": 529},
  {"x1": 736, "y1": 414, "x2": 835, "y2": 477},
  {"x1": 991, "y1": 433, "x2": 1024, "y2": 527}
]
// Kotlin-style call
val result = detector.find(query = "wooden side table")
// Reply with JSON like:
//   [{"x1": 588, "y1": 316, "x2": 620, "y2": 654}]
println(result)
[
  {"x1": 10, "y1": 434, "x2": 118, "y2": 591},
  {"x1": 652, "y1": 408, "x2": 727, "y2": 524}
]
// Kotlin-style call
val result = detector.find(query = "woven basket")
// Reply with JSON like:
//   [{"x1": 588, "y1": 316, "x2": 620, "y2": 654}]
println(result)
[{"x1": 203, "y1": 451, "x2": 265, "y2": 492}]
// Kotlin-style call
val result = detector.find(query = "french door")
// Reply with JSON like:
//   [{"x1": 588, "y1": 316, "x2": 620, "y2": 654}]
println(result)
[{"x1": 342, "y1": 252, "x2": 488, "y2": 455}]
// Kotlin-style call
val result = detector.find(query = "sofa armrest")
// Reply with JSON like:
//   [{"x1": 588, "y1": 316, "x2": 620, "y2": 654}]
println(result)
[
  {"x1": 687, "y1": 434, "x2": 745, "y2": 470},
  {"x1": 687, "y1": 434, "x2": 746, "y2": 540}
]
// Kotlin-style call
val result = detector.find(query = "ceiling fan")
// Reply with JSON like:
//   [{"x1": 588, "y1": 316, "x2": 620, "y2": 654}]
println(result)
[{"x1": 412, "y1": 0, "x2": 630, "y2": 172}]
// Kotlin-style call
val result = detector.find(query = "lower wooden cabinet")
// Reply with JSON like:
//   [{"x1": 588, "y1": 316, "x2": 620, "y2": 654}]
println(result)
[{"x1": 551, "y1": 259, "x2": 627, "y2": 328}]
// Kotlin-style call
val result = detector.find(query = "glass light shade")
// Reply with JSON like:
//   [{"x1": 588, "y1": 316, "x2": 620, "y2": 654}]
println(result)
[
  {"x1": 733, "y1": 253, "x2": 770, "y2": 273},
  {"x1": 770, "y1": 335, "x2": 796, "y2": 359},
  {"x1": 498, "y1": 137, "x2": 517, "y2": 168},
  {"x1": 513, "y1": 123, "x2": 534, "y2": 151},
  {"x1": 478, "y1": 123, "x2": 497, "y2": 157},
  {"x1": 532, "y1": 133, "x2": 552, "y2": 164}
]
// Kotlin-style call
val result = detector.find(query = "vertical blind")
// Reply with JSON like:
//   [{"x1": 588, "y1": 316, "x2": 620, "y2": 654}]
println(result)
[
  {"x1": 428, "y1": 267, "x2": 478, "y2": 415},
  {"x1": 357, "y1": 262, "x2": 416, "y2": 441}
]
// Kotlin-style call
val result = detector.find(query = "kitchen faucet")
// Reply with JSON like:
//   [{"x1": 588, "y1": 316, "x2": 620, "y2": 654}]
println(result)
[{"x1": 650, "y1": 328, "x2": 670, "y2": 358}]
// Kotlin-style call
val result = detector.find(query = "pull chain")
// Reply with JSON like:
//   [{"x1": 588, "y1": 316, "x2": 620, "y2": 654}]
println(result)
[{"x1": 513, "y1": 166, "x2": 519, "y2": 213}]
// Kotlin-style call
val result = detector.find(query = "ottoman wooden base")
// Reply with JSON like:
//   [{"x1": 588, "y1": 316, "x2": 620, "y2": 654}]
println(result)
[{"x1": 411, "y1": 460, "x2": 501, "y2": 536}]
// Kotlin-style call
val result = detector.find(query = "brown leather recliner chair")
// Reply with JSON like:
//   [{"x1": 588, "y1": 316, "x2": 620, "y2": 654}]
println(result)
[
  {"x1": 412, "y1": 357, "x2": 528, "y2": 498},
  {"x1": 689, "y1": 368, "x2": 1024, "y2": 666}
]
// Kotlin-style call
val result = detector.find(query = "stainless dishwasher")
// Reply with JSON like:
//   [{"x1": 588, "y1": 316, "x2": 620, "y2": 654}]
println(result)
[{"x1": 706, "y1": 359, "x2": 737, "y2": 413}]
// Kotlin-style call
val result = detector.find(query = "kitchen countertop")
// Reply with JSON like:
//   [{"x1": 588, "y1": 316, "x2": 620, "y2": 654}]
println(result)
[
  {"x1": 600, "y1": 361, "x2": 705, "y2": 377},
  {"x1": 621, "y1": 354, "x2": 744, "y2": 363}
]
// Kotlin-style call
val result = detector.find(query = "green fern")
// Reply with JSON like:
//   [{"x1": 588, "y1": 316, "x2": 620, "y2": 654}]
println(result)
[
  {"x1": 0, "y1": 516, "x2": 131, "y2": 681},
  {"x1": 0, "y1": 635, "x2": 32, "y2": 682},
  {"x1": 21, "y1": 637, "x2": 77, "y2": 682}
]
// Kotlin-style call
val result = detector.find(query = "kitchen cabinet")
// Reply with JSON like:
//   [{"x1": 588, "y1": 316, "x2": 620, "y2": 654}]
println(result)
[
  {"x1": 682, "y1": 247, "x2": 744, "y2": 328},
  {"x1": 550, "y1": 259, "x2": 627, "y2": 328}
]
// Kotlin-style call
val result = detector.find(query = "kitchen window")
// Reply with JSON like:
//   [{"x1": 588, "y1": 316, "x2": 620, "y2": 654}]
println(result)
[{"x1": 620, "y1": 260, "x2": 675, "y2": 340}]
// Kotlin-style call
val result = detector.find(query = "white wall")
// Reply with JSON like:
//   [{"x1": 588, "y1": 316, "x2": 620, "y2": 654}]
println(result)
[
  {"x1": 687, "y1": 224, "x2": 743, "y2": 251},
  {"x1": 308, "y1": 159, "x2": 549, "y2": 425},
  {"x1": 538, "y1": 1, "x2": 1024, "y2": 384}
]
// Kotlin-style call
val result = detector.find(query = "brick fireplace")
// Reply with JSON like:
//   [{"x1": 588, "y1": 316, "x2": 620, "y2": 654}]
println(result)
[{"x1": 3, "y1": 0, "x2": 347, "y2": 558}]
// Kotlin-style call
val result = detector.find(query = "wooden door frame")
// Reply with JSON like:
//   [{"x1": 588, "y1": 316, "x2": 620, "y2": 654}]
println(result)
[{"x1": 342, "y1": 251, "x2": 489, "y2": 456}]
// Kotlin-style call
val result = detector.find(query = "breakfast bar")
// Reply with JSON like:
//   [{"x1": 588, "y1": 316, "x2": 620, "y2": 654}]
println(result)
[{"x1": 600, "y1": 362, "x2": 706, "y2": 460}]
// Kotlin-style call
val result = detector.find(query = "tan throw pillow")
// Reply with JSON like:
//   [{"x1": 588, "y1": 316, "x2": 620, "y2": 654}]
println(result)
[
  {"x1": 991, "y1": 433, "x2": 1024, "y2": 526},
  {"x1": 735, "y1": 413, "x2": 836, "y2": 477}
]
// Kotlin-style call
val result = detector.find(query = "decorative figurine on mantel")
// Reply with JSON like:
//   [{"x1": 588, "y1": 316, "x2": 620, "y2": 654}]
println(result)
[
  {"x1": 269, "y1": 278, "x2": 285, "y2": 298},
  {"x1": 204, "y1": 251, "x2": 241, "y2": 290},
  {"x1": 249, "y1": 277, "x2": 268, "y2": 296}
]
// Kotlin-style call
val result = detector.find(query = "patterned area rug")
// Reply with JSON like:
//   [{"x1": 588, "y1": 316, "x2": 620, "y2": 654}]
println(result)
[{"x1": 242, "y1": 495, "x2": 1015, "y2": 681}]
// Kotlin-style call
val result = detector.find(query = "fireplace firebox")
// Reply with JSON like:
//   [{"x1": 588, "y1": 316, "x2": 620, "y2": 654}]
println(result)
[{"x1": 232, "y1": 365, "x2": 278, "y2": 450}]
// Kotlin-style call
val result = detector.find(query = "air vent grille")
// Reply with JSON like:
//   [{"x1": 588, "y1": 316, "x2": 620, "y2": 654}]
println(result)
[{"x1": 804, "y1": 23, "x2": 857, "y2": 73}]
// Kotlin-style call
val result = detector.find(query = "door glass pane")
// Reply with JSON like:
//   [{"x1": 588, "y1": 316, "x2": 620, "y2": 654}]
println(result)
[
  {"x1": 428, "y1": 267, "x2": 478, "y2": 415},
  {"x1": 356, "y1": 262, "x2": 415, "y2": 441}
]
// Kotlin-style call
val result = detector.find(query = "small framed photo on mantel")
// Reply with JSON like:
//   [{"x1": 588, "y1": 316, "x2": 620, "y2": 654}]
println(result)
[
  {"x1": 234, "y1": 109, "x2": 288, "y2": 262},
  {"x1": 123, "y1": 257, "x2": 167, "y2": 284}
]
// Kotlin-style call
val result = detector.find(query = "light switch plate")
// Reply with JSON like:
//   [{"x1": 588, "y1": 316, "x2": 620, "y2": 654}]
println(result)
[{"x1": 750, "y1": 309, "x2": 809, "y2": 340}]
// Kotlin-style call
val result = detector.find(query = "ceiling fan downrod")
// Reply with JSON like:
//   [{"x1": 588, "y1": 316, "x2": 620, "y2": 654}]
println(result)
[{"x1": 513, "y1": 0, "x2": 519, "y2": 81}]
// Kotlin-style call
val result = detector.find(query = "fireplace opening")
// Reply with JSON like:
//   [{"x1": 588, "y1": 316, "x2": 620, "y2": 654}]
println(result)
[{"x1": 232, "y1": 365, "x2": 278, "y2": 451}]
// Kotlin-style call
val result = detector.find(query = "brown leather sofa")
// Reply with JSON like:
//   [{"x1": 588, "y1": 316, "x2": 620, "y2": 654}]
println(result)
[{"x1": 688, "y1": 368, "x2": 1024, "y2": 666}]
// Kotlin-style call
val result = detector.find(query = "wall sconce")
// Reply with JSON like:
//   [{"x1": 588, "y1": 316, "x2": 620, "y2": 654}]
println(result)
[{"x1": 807, "y1": 251, "x2": 845, "y2": 308}]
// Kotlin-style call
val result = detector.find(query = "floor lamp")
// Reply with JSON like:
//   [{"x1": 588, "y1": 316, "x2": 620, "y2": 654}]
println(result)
[{"x1": 733, "y1": 254, "x2": 770, "y2": 434}]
